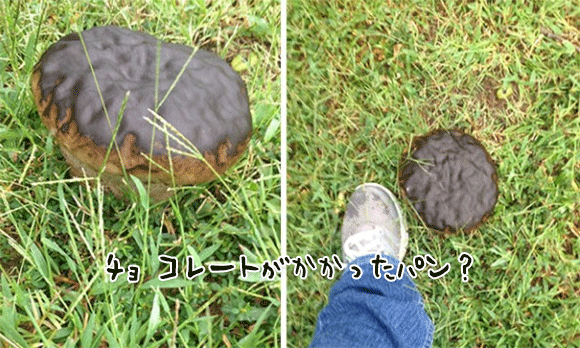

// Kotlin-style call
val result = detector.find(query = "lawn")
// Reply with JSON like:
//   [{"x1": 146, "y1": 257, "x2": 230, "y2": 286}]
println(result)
[
  {"x1": 0, "y1": 1, "x2": 280, "y2": 347},
  {"x1": 287, "y1": 0, "x2": 580, "y2": 347}
]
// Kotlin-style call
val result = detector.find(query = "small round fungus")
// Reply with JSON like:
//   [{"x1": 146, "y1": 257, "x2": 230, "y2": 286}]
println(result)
[
  {"x1": 31, "y1": 26, "x2": 252, "y2": 200},
  {"x1": 399, "y1": 129, "x2": 498, "y2": 233}
]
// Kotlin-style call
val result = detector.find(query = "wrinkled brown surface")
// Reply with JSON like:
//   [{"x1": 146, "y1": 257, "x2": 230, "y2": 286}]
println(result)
[
  {"x1": 31, "y1": 26, "x2": 252, "y2": 200},
  {"x1": 399, "y1": 129, "x2": 498, "y2": 233}
]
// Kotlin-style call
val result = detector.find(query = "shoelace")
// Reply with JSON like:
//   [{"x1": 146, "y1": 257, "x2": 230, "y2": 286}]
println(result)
[{"x1": 343, "y1": 227, "x2": 398, "y2": 263}]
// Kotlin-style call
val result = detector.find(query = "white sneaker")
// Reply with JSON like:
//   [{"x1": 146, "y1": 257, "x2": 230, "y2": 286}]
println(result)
[{"x1": 341, "y1": 183, "x2": 409, "y2": 262}]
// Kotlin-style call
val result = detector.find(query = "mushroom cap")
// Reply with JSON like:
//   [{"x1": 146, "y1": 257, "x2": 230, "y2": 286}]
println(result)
[
  {"x1": 399, "y1": 129, "x2": 498, "y2": 233},
  {"x1": 31, "y1": 26, "x2": 252, "y2": 199}
]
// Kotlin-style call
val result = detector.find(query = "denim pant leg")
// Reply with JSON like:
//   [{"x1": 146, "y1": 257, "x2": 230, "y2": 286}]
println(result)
[{"x1": 310, "y1": 254, "x2": 434, "y2": 348}]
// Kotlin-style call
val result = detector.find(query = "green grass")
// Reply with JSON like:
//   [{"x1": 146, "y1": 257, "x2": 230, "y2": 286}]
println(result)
[
  {"x1": 4, "y1": 0, "x2": 580, "y2": 347},
  {"x1": 0, "y1": 0, "x2": 280, "y2": 347},
  {"x1": 287, "y1": 1, "x2": 580, "y2": 347}
]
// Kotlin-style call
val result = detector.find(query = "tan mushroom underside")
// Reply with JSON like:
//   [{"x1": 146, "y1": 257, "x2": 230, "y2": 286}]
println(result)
[{"x1": 32, "y1": 70, "x2": 250, "y2": 201}]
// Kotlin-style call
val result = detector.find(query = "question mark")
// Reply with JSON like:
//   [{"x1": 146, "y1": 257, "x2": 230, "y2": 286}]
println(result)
[{"x1": 458, "y1": 252, "x2": 473, "y2": 282}]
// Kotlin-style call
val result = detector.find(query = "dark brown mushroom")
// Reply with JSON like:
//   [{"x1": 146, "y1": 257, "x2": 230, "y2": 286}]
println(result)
[
  {"x1": 31, "y1": 26, "x2": 252, "y2": 201},
  {"x1": 399, "y1": 129, "x2": 498, "y2": 233}
]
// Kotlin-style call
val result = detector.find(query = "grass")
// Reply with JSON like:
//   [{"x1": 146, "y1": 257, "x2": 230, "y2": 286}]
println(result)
[
  {"x1": 287, "y1": 0, "x2": 580, "y2": 347},
  {"x1": 0, "y1": 0, "x2": 280, "y2": 347},
  {"x1": 3, "y1": 0, "x2": 580, "y2": 347}
]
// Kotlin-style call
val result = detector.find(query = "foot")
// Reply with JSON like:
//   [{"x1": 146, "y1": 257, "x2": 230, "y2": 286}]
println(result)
[{"x1": 341, "y1": 183, "x2": 409, "y2": 262}]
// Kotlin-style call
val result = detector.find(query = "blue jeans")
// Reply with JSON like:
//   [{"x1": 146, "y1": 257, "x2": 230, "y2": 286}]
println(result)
[{"x1": 310, "y1": 254, "x2": 434, "y2": 348}]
